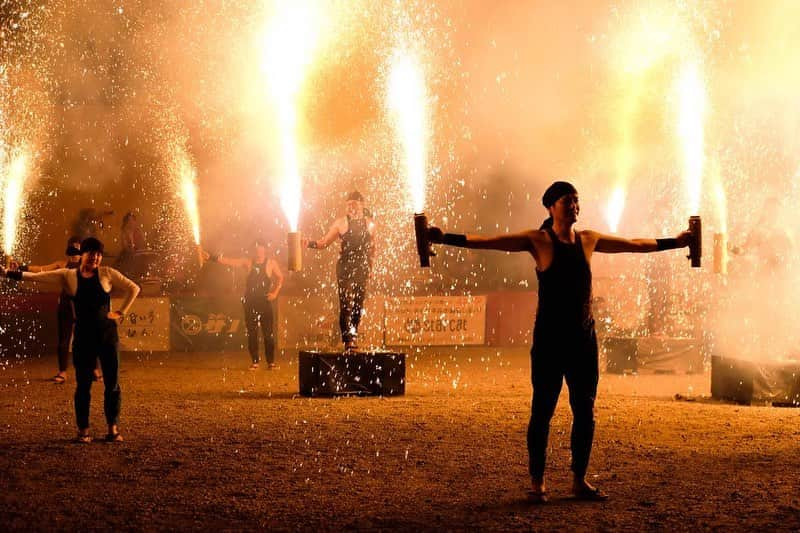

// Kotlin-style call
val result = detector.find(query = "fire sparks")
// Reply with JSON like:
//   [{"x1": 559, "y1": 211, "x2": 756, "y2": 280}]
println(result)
[
  {"x1": 261, "y1": 1, "x2": 327, "y2": 232},
  {"x1": 675, "y1": 60, "x2": 707, "y2": 216},
  {"x1": 175, "y1": 148, "x2": 201, "y2": 246},
  {"x1": 386, "y1": 47, "x2": 429, "y2": 214},
  {"x1": 604, "y1": 185, "x2": 627, "y2": 234},
  {"x1": 2, "y1": 149, "x2": 29, "y2": 259}
]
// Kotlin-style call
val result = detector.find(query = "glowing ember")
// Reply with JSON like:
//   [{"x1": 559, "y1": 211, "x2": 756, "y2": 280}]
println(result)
[
  {"x1": 675, "y1": 60, "x2": 707, "y2": 216},
  {"x1": 2, "y1": 149, "x2": 29, "y2": 257},
  {"x1": 176, "y1": 149, "x2": 201, "y2": 245},
  {"x1": 261, "y1": 1, "x2": 326, "y2": 232},
  {"x1": 386, "y1": 47, "x2": 429, "y2": 214}
]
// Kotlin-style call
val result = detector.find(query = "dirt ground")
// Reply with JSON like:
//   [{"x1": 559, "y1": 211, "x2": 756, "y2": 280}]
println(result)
[{"x1": 1, "y1": 347, "x2": 799, "y2": 531}]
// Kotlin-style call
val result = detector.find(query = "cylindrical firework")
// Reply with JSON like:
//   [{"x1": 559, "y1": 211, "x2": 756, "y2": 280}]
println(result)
[
  {"x1": 713, "y1": 233, "x2": 727, "y2": 275},
  {"x1": 413, "y1": 213, "x2": 433, "y2": 268},
  {"x1": 688, "y1": 216, "x2": 702, "y2": 268},
  {"x1": 287, "y1": 231, "x2": 302, "y2": 272}
]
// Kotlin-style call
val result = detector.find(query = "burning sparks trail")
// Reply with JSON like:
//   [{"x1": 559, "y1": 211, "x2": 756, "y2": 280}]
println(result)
[
  {"x1": 386, "y1": 47, "x2": 430, "y2": 214},
  {"x1": 176, "y1": 148, "x2": 201, "y2": 246},
  {"x1": 2, "y1": 149, "x2": 29, "y2": 262},
  {"x1": 261, "y1": 1, "x2": 327, "y2": 232},
  {"x1": 676, "y1": 60, "x2": 707, "y2": 216}
]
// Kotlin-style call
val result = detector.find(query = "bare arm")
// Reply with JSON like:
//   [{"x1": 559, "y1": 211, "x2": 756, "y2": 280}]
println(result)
[
  {"x1": 312, "y1": 219, "x2": 345, "y2": 249},
  {"x1": 105, "y1": 267, "x2": 141, "y2": 316},
  {"x1": 26, "y1": 260, "x2": 67, "y2": 273},
  {"x1": 587, "y1": 229, "x2": 692, "y2": 254},
  {"x1": 267, "y1": 259, "x2": 284, "y2": 300},
  {"x1": 215, "y1": 255, "x2": 252, "y2": 269},
  {"x1": 430, "y1": 227, "x2": 535, "y2": 253},
  {"x1": 0, "y1": 268, "x2": 71, "y2": 292}
]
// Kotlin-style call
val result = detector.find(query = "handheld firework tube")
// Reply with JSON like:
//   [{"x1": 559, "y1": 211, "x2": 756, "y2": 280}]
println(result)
[
  {"x1": 413, "y1": 213, "x2": 435, "y2": 267},
  {"x1": 196, "y1": 244, "x2": 205, "y2": 268},
  {"x1": 287, "y1": 231, "x2": 302, "y2": 272},
  {"x1": 688, "y1": 216, "x2": 702, "y2": 268}
]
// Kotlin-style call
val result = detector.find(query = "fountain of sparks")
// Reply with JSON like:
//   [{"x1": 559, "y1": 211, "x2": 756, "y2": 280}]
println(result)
[
  {"x1": 175, "y1": 146, "x2": 203, "y2": 267},
  {"x1": 261, "y1": 0, "x2": 327, "y2": 272},
  {"x1": 675, "y1": 59, "x2": 707, "y2": 267},
  {"x1": 386, "y1": 47, "x2": 433, "y2": 267},
  {"x1": 2, "y1": 149, "x2": 29, "y2": 268}
]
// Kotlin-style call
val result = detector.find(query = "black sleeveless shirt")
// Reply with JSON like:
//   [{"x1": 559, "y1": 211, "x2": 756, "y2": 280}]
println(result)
[
  {"x1": 535, "y1": 228, "x2": 593, "y2": 335},
  {"x1": 245, "y1": 260, "x2": 271, "y2": 301},
  {"x1": 72, "y1": 270, "x2": 112, "y2": 334},
  {"x1": 340, "y1": 216, "x2": 372, "y2": 266}
]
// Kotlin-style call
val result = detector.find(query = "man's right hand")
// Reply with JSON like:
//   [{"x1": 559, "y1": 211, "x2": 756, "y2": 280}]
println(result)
[
  {"x1": 428, "y1": 227, "x2": 445, "y2": 244},
  {"x1": 0, "y1": 264, "x2": 6, "y2": 277}
]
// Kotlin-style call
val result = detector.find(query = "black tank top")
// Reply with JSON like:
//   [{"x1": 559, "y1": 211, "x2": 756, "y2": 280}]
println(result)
[
  {"x1": 72, "y1": 270, "x2": 112, "y2": 329},
  {"x1": 340, "y1": 216, "x2": 371, "y2": 265},
  {"x1": 245, "y1": 260, "x2": 271, "y2": 300},
  {"x1": 535, "y1": 228, "x2": 593, "y2": 334}
]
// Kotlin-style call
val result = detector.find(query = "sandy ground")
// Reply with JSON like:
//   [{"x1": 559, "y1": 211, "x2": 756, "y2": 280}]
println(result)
[{"x1": 1, "y1": 347, "x2": 799, "y2": 531}]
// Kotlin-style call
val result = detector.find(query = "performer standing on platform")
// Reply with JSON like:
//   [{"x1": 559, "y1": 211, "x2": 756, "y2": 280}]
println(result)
[
  {"x1": 1, "y1": 238, "x2": 140, "y2": 443},
  {"x1": 206, "y1": 239, "x2": 284, "y2": 369},
  {"x1": 14, "y1": 236, "x2": 100, "y2": 383},
  {"x1": 306, "y1": 191, "x2": 376, "y2": 352},
  {"x1": 428, "y1": 181, "x2": 691, "y2": 503}
]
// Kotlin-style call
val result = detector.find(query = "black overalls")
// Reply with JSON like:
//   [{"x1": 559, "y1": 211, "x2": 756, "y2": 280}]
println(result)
[
  {"x1": 56, "y1": 259, "x2": 80, "y2": 372},
  {"x1": 528, "y1": 228, "x2": 599, "y2": 480},
  {"x1": 243, "y1": 261, "x2": 275, "y2": 365},
  {"x1": 72, "y1": 270, "x2": 121, "y2": 430},
  {"x1": 337, "y1": 216, "x2": 371, "y2": 344}
]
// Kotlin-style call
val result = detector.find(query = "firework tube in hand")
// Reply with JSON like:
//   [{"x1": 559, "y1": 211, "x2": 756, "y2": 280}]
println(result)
[
  {"x1": 414, "y1": 213, "x2": 436, "y2": 267},
  {"x1": 688, "y1": 216, "x2": 702, "y2": 268}
]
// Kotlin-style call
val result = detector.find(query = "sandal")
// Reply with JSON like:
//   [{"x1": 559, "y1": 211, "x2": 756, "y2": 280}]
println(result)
[
  {"x1": 249, "y1": 363, "x2": 260, "y2": 370},
  {"x1": 52, "y1": 374, "x2": 66, "y2": 384},
  {"x1": 75, "y1": 434, "x2": 92, "y2": 444},
  {"x1": 105, "y1": 433, "x2": 124, "y2": 442}
]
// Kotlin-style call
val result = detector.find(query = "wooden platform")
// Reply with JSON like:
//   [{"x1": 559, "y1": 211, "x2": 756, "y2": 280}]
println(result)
[{"x1": 298, "y1": 351, "x2": 406, "y2": 397}]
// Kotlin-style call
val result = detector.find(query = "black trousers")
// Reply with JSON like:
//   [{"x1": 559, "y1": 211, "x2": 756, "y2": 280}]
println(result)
[
  {"x1": 243, "y1": 298, "x2": 275, "y2": 364},
  {"x1": 56, "y1": 298, "x2": 75, "y2": 373},
  {"x1": 336, "y1": 261, "x2": 369, "y2": 343},
  {"x1": 527, "y1": 326, "x2": 599, "y2": 480},
  {"x1": 73, "y1": 322, "x2": 120, "y2": 429}
]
